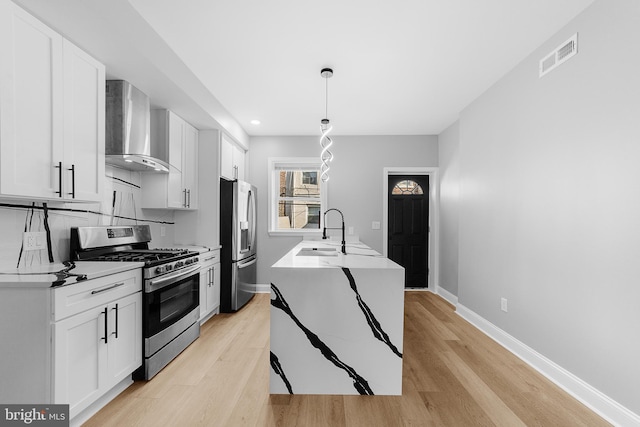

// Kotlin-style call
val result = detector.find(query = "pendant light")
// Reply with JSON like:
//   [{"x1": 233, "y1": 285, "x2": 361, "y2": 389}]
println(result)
[{"x1": 320, "y1": 67, "x2": 333, "y2": 182}]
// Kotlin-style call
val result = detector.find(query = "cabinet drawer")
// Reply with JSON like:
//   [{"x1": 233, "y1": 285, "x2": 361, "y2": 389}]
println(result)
[
  {"x1": 53, "y1": 269, "x2": 142, "y2": 321},
  {"x1": 200, "y1": 249, "x2": 220, "y2": 266}
]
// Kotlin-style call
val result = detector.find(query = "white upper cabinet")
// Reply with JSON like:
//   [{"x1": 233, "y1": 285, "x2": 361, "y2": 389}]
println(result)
[
  {"x1": 220, "y1": 133, "x2": 246, "y2": 181},
  {"x1": 62, "y1": 39, "x2": 106, "y2": 202},
  {"x1": 0, "y1": 1, "x2": 105, "y2": 202},
  {"x1": 183, "y1": 123, "x2": 199, "y2": 205},
  {"x1": 141, "y1": 110, "x2": 198, "y2": 210}
]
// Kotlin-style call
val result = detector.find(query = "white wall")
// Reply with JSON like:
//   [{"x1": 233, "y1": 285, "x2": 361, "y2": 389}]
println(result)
[
  {"x1": 437, "y1": 121, "x2": 460, "y2": 298},
  {"x1": 0, "y1": 166, "x2": 176, "y2": 270},
  {"x1": 249, "y1": 135, "x2": 438, "y2": 285},
  {"x1": 443, "y1": 0, "x2": 639, "y2": 417}
]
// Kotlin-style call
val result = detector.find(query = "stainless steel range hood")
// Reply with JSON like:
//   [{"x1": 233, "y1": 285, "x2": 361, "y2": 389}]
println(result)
[{"x1": 105, "y1": 80, "x2": 170, "y2": 172}]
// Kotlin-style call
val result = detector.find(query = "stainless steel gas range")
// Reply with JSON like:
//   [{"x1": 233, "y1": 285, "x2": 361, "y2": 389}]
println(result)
[{"x1": 70, "y1": 225, "x2": 200, "y2": 380}]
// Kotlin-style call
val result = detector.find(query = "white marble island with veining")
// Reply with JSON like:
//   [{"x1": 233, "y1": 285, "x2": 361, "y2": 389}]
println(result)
[{"x1": 270, "y1": 240, "x2": 404, "y2": 395}]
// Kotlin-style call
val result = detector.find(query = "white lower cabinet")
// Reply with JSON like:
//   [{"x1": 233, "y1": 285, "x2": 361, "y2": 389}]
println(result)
[
  {"x1": 54, "y1": 291, "x2": 141, "y2": 417},
  {"x1": 199, "y1": 249, "x2": 221, "y2": 323},
  {"x1": 53, "y1": 270, "x2": 142, "y2": 418},
  {"x1": 0, "y1": 268, "x2": 142, "y2": 421},
  {"x1": 54, "y1": 303, "x2": 106, "y2": 416}
]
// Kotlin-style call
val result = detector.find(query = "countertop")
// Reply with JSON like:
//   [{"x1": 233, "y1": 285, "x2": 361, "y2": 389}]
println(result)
[
  {"x1": 272, "y1": 240, "x2": 403, "y2": 270},
  {"x1": 0, "y1": 261, "x2": 144, "y2": 288}
]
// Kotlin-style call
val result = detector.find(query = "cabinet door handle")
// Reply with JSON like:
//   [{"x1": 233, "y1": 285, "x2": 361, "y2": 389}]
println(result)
[
  {"x1": 187, "y1": 189, "x2": 191, "y2": 208},
  {"x1": 68, "y1": 164, "x2": 76, "y2": 198},
  {"x1": 54, "y1": 162, "x2": 62, "y2": 197},
  {"x1": 102, "y1": 307, "x2": 108, "y2": 344},
  {"x1": 112, "y1": 303, "x2": 119, "y2": 339},
  {"x1": 91, "y1": 282, "x2": 125, "y2": 294}
]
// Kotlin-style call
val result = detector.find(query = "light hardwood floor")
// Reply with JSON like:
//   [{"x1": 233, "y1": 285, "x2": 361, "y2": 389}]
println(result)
[{"x1": 84, "y1": 292, "x2": 609, "y2": 426}]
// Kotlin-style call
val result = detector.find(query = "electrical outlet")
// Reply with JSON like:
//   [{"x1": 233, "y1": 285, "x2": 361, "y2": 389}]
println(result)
[
  {"x1": 160, "y1": 226, "x2": 166, "y2": 237},
  {"x1": 501, "y1": 298, "x2": 508, "y2": 313},
  {"x1": 348, "y1": 226, "x2": 354, "y2": 235},
  {"x1": 372, "y1": 221, "x2": 381, "y2": 230},
  {"x1": 23, "y1": 231, "x2": 47, "y2": 251}
]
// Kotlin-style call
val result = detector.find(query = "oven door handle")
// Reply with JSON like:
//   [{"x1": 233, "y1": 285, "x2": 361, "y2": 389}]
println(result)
[{"x1": 146, "y1": 264, "x2": 200, "y2": 293}]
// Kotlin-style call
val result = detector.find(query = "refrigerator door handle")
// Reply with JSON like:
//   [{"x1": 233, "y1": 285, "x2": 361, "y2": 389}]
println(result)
[
  {"x1": 238, "y1": 257, "x2": 257, "y2": 269},
  {"x1": 248, "y1": 190, "x2": 257, "y2": 251},
  {"x1": 247, "y1": 189, "x2": 254, "y2": 251}
]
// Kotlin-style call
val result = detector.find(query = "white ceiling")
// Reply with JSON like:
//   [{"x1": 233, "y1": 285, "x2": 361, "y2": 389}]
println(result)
[
  {"x1": 15, "y1": 0, "x2": 595, "y2": 138},
  {"x1": 126, "y1": 0, "x2": 595, "y2": 136}
]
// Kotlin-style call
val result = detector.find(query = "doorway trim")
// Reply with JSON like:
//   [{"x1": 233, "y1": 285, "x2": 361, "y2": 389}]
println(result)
[{"x1": 383, "y1": 167, "x2": 439, "y2": 290}]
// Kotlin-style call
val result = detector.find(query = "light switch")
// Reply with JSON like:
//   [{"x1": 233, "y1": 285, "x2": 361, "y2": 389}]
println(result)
[{"x1": 372, "y1": 221, "x2": 381, "y2": 230}]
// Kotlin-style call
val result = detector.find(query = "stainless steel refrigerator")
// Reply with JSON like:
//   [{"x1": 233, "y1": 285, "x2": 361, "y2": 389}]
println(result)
[{"x1": 220, "y1": 179, "x2": 257, "y2": 312}]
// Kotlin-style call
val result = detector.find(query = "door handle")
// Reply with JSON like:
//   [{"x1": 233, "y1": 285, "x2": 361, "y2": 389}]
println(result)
[
  {"x1": 111, "y1": 303, "x2": 119, "y2": 339},
  {"x1": 101, "y1": 307, "x2": 108, "y2": 344},
  {"x1": 91, "y1": 282, "x2": 125, "y2": 294},
  {"x1": 147, "y1": 264, "x2": 200, "y2": 292},
  {"x1": 187, "y1": 189, "x2": 191, "y2": 208},
  {"x1": 68, "y1": 164, "x2": 75, "y2": 198},
  {"x1": 54, "y1": 162, "x2": 62, "y2": 197},
  {"x1": 250, "y1": 189, "x2": 256, "y2": 251},
  {"x1": 238, "y1": 257, "x2": 257, "y2": 269}
]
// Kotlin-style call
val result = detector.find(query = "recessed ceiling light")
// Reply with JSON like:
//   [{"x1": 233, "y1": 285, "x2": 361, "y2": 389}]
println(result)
[{"x1": 250, "y1": 119, "x2": 261, "y2": 125}]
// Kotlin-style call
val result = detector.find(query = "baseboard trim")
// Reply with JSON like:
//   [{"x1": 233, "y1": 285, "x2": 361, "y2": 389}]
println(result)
[
  {"x1": 456, "y1": 304, "x2": 640, "y2": 427},
  {"x1": 254, "y1": 283, "x2": 271, "y2": 293},
  {"x1": 435, "y1": 285, "x2": 458, "y2": 306}
]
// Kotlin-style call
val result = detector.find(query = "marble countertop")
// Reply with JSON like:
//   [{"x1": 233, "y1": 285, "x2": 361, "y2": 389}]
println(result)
[
  {"x1": 0, "y1": 261, "x2": 144, "y2": 288},
  {"x1": 272, "y1": 240, "x2": 403, "y2": 270}
]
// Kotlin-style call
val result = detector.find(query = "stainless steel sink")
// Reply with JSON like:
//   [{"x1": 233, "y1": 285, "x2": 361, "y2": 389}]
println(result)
[{"x1": 296, "y1": 247, "x2": 338, "y2": 257}]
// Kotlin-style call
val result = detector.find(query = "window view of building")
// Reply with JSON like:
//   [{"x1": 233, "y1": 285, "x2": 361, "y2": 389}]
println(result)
[{"x1": 278, "y1": 170, "x2": 322, "y2": 229}]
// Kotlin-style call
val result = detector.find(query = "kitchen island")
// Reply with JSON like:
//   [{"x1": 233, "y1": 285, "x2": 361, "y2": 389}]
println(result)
[{"x1": 270, "y1": 240, "x2": 404, "y2": 395}]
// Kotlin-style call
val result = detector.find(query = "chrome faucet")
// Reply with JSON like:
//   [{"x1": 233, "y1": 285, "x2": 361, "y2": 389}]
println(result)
[{"x1": 322, "y1": 208, "x2": 346, "y2": 254}]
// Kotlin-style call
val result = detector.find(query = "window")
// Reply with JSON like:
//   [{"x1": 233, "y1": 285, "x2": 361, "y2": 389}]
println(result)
[
  {"x1": 302, "y1": 172, "x2": 317, "y2": 185},
  {"x1": 391, "y1": 179, "x2": 424, "y2": 195},
  {"x1": 269, "y1": 158, "x2": 326, "y2": 235}
]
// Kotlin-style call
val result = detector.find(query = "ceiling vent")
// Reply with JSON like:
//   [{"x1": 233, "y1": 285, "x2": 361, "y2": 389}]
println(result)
[{"x1": 539, "y1": 33, "x2": 578, "y2": 77}]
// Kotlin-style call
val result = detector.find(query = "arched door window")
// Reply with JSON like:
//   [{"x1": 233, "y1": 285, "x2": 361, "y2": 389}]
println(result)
[{"x1": 391, "y1": 179, "x2": 424, "y2": 195}]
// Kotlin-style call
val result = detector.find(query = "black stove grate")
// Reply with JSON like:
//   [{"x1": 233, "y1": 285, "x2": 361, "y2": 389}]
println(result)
[{"x1": 82, "y1": 249, "x2": 197, "y2": 266}]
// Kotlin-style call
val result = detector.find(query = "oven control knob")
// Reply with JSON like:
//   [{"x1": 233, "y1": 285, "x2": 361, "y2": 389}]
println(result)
[
  {"x1": 175, "y1": 261, "x2": 184, "y2": 268},
  {"x1": 185, "y1": 258, "x2": 192, "y2": 265},
  {"x1": 155, "y1": 266, "x2": 165, "y2": 274},
  {"x1": 195, "y1": 257, "x2": 199, "y2": 263},
  {"x1": 166, "y1": 264, "x2": 173, "y2": 271}
]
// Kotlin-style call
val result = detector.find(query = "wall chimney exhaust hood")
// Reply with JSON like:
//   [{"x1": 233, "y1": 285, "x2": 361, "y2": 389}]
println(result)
[{"x1": 105, "y1": 80, "x2": 170, "y2": 173}]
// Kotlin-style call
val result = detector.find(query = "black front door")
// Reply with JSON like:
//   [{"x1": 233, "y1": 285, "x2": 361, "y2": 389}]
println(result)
[{"x1": 387, "y1": 175, "x2": 429, "y2": 288}]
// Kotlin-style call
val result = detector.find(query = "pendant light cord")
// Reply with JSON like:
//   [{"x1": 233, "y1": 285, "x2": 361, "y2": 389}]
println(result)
[{"x1": 325, "y1": 76, "x2": 329, "y2": 121}]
